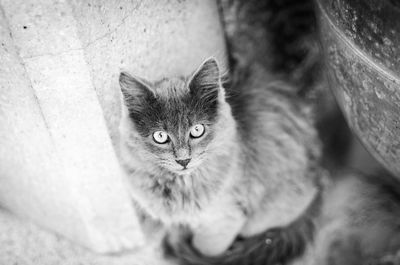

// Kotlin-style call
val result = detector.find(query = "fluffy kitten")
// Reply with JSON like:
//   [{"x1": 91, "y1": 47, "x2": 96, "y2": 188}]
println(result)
[{"x1": 118, "y1": 57, "x2": 320, "y2": 256}]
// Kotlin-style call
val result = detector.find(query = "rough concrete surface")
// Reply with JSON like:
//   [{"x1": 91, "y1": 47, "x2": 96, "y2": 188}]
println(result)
[
  {"x1": 70, "y1": 0, "x2": 227, "y2": 146},
  {"x1": 1, "y1": 0, "x2": 144, "y2": 253},
  {"x1": 0, "y1": 210, "x2": 171, "y2": 265},
  {"x1": 0, "y1": 0, "x2": 227, "y2": 260}
]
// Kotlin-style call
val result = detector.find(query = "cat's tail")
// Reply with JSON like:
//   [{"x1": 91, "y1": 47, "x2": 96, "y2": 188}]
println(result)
[
  {"x1": 163, "y1": 216, "x2": 317, "y2": 265},
  {"x1": 164, "y1": 220, "x2": 313, "y2": 265},
  {"x1": 163, "y1": 188, "x2": 323, "y2": 265}
]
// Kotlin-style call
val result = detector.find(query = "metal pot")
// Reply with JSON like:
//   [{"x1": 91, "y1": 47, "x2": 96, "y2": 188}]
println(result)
[{"x1": 316, "y1": 0, "x2": 400, "y2": 177}]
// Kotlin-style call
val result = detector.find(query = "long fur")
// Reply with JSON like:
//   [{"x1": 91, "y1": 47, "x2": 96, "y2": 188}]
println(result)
[
  {"x1": 119, "y1": 0, "x2": 323, "y2": 256},
  {"x1": 119, "y1": 54, "x2": 321, "y2": 256},
  {"x1": 164, "y1": 184, "x2": 322, "y2": 265}
]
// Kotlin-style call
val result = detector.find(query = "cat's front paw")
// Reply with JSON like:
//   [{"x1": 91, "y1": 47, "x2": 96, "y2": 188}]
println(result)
[{"x1": 164, "y1": 227, "x2": 235, "y2": 265}]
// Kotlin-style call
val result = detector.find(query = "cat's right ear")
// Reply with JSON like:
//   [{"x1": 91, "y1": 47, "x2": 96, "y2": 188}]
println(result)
[{"x1": 119, "y1": 72, "x2": 154, "y2": 103}]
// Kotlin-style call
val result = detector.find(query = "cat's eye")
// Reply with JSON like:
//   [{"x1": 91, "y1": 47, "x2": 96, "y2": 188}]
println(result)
[
  {"x1": 153, "y1": 131, "x2": 169, "y2": 144},
  {"x1": 190, "y1": 124, "x2": 205, "y2": 138}
]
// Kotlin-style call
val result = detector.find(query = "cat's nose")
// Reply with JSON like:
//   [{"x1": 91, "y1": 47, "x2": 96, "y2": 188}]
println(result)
[{"x1": 176, "y1": 159, "x2": 191, "y2": 168}]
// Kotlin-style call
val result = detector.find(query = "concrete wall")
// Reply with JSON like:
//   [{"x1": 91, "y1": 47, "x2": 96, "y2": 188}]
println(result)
[
  {"x1": 70, "y1": 0, "x2": 228, "y2": 145},
  {"x1": 0, "y1": 0, "x2": 227, "y2": 253}
]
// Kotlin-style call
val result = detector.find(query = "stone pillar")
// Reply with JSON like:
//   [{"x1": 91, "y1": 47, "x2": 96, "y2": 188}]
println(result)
[{"x1": 0, "y1": 0, "x2": 227, "y2": 253}]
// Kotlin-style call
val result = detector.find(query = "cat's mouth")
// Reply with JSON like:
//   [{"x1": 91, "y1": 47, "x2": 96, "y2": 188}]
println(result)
[
  {"x1": 161, "y1": 160, "x2": 200, "y2": 175},
  {"x1": 177, "y1": 167, "x2": 194, "y2": 175},
  {"x1": 168, "y1": 166, "x2": 196, "y2": 175}
]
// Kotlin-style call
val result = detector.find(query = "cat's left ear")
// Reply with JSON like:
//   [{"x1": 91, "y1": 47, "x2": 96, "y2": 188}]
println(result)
[
  {"x1": 188, "y1": 57, "x2": 221, "y2": 100},
  {"x1": 119, "y1": 72, "x2": 155, "y2": 104}
]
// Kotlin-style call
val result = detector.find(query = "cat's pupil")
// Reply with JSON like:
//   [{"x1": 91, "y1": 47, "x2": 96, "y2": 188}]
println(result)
[
  {"x1": 153, "y1": 131, "x2": 168, "y2": 144},
  {"x1": 190, "y1": 124, "x2": 205, "y2": 138}
]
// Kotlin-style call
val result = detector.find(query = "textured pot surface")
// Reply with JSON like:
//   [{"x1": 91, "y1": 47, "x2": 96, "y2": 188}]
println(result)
[{"x1": 317, "y1": 0, "x2": 400, "y2": 178}]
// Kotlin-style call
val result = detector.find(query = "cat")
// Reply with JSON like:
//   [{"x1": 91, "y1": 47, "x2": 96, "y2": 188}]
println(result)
[
  {"x1": 118, "y1": 57, "x2": 321, "y2": 256},
  {"x1": 154, "y1": 0, "x2": 390, "y2": 264},
  {"x1": 166, "y1": 170, "x2": 400, "y2": 265}
]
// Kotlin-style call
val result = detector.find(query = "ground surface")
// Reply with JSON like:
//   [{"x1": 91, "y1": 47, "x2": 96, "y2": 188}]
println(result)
[{"x1": 0, "y1": 209, "x2": 171, "y2": 265}]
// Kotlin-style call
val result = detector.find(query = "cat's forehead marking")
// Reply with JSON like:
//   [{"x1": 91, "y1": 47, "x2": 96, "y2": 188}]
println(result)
[{"x1": 153, "y1": 77, "x2": 188, "y2": 99}]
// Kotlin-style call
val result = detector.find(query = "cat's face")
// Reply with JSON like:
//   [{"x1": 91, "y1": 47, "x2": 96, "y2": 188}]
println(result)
[{"x1": 119, "y1": 58, "x2": 230, "y2": 175}]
